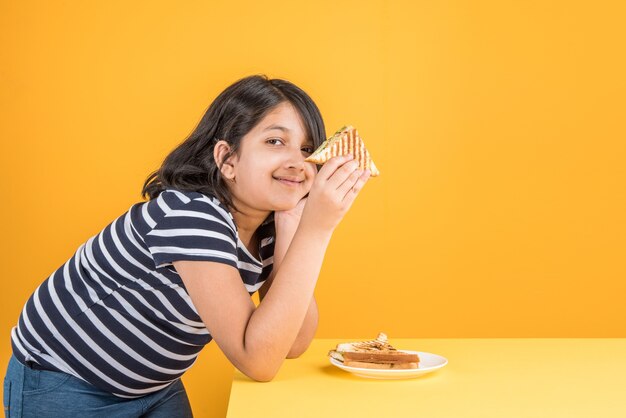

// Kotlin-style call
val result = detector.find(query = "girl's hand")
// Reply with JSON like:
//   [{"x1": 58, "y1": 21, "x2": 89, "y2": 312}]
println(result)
[
  {"x1": 272, "y1": 197, "x2": 307, "y2": 255},
  {"x1": 300, "y1": 154, "x2": 371, "y2": 233},
  {"x1": 274, "y1": 196, "x2": 307, "y2": 230}
]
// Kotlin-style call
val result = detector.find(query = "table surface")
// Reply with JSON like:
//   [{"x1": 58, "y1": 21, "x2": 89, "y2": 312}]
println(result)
[{"x1": 226, "y1": 338, "x2": 626, "y2": 417}]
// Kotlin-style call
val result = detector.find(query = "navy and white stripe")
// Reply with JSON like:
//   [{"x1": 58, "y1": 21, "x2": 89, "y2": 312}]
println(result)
[{"x1": 11, "y1": 189, "x2": 275, "y2": 398}]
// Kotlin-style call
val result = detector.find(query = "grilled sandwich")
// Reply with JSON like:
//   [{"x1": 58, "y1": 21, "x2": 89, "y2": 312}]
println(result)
[
  {"x1": 328, "y1": 333, "x2": 419, "y2": 369},
  {"x1": 305, "y1": 125, "x2": 380, "y2": 176}
]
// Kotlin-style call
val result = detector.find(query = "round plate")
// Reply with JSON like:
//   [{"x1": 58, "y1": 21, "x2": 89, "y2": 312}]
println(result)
[{"x1": 329, "y1": 350, "x2": 448, "y2": 380}]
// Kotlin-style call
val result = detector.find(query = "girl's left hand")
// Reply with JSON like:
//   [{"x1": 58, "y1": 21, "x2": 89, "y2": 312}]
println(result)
[
  {"x1": 274, "y1": 196, "x2": 307, "y2": 228},
  {"x1": 268, "y1": 196, "x2": 308, "y2": 279}
]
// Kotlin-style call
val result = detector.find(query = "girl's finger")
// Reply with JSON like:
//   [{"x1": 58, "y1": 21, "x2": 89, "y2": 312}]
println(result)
[
  {"x1": 341, "y1": 170, "x2": 371, "y2": 203},
  {"x1": 326, "y1": 159, "x2": 360, "y2": 190},
  {"x1": 316, "y1": 154, "x2": 354, "y2": 182},
  {"x1": 336, "y1": 168, "x2": 363, "y2": 198}
]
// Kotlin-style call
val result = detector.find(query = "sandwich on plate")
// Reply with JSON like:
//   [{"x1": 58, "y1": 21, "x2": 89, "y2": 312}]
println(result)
[
  {"x1": 305, "y1": 125, "x2": 380, "y2": 176},
  {"x1": 328, "y1": 333, "x2": 419, "y2": 369}
]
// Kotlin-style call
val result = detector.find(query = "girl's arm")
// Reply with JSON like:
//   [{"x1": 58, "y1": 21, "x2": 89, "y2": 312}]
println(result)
[
  {"x1": 174, "y1": 156, "x2": 369, "y2": 382},
  {"x1": 258, "y1": 275, "x2": 318, "y2": 359},
  {"x1": 258, "y1": 210, "x2": 319, "y2": 358}
]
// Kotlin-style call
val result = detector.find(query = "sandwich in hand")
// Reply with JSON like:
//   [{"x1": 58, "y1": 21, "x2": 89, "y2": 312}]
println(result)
[
  {"x1": 328, "y1": 332, "x2": 419, "y2": 369},
  {"x1": 305, "y1": 125, "x2": 380, "y2": 176}
]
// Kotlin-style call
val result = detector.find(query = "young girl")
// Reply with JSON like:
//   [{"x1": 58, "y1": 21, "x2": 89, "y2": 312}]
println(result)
[{"x1": 3, "y1": 75, "x2": 371, "y2": 417}]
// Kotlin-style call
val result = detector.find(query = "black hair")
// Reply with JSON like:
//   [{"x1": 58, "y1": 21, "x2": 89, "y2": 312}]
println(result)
[{"x1": 142, "y1": 75, "x2": 326, "y2": 210}]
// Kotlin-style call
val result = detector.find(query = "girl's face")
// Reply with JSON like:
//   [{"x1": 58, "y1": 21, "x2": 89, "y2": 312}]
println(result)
[{"x1": 224, "y1": 102, "x2": 317, "y2": 212}]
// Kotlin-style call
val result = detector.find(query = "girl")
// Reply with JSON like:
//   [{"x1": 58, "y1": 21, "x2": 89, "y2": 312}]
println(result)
[{"x1": 3, "y1": 75, "x2": 371, "y2": 417}]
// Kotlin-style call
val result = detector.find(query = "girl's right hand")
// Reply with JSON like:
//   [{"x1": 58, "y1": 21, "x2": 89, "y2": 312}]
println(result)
[{"x1": 300, "y1": 154, "x2": 371, "y2": 233}]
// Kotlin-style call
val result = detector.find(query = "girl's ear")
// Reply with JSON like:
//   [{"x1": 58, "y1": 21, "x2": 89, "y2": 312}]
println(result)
[{"x1": 214, "y1": 140, "x2": 236, "y2": 181}]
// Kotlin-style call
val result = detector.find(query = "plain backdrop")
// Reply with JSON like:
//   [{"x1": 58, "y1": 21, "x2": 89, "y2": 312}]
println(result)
[{"x1": 1, "y1": 1, "x2": 625, "y2": 417}]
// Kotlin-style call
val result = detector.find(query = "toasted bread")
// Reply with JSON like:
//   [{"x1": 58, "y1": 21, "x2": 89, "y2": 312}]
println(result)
[
  {"x1": 305, "y1": 126, "x2": 380, "y2": 176},
  {"x1": 341, "y1": 351, "x2": 419, "y2": 363},
  {"x1": 329, "y1": 332, "x2": 420, "y2": 369},
  {"x1": 344, "y1": 361, "x2": 418, "y2": 370}
]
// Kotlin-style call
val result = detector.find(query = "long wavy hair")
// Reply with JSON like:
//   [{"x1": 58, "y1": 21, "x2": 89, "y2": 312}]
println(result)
[{"x1": 142, "y1": 75, "x2": 326, "y2": 210}]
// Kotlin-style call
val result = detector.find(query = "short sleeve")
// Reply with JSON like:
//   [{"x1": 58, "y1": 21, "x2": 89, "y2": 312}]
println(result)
[{"x1": 144, "y1": 192, "x2": 239, "y2": 269}]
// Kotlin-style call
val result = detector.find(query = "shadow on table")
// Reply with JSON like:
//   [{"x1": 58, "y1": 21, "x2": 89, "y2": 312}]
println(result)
[{"x1": 320, "y1": 364, "x2": 441, "y2": 382}]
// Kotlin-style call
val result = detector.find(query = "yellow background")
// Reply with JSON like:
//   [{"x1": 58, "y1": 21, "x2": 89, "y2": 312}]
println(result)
[{"x1": 1, "y1": 1, "x2": 625, "y2": 417}]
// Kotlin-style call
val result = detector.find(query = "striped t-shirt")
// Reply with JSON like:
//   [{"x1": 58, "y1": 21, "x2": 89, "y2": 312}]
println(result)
[{"x1": 10, "y1": 189, "x2": 275, "y2": 398}]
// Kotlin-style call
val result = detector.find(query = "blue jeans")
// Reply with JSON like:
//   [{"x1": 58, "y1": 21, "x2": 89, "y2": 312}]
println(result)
[{"x1": 3, "y1": 355, "x2": 193, "y2": 417}]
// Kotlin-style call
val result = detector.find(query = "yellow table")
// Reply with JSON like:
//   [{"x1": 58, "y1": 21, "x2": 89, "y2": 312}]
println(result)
[{"x1": 226, "y1": 338, "x2": 626, "y2": 417}]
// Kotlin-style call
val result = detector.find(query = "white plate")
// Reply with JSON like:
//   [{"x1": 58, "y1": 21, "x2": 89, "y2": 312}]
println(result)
[{"x1": 329, "y1": 350, "x2": 448, "y2": 380}]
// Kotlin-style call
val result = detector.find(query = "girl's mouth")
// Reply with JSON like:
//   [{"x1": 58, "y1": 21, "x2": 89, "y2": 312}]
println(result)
[{"x1": 274, "y1": 177, "x2": 304, "y2": 187}]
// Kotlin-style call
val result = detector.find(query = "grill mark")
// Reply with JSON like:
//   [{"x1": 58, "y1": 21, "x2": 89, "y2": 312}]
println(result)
[{"x1": 305, "y1": 126, "x2": 378, "y2": 176}]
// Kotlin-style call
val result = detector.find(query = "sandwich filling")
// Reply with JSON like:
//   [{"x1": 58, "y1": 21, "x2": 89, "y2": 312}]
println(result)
[{"x1": 329, "y1": 333, "x2": 419, "y2": 370}]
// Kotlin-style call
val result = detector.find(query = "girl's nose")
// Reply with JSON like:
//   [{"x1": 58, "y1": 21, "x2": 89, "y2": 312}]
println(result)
[{"x1": 285, "y1": 147, "x2": 307, "y2": 169}]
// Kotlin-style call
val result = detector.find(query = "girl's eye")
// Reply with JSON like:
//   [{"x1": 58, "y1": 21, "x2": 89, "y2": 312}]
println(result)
[
  {"x1": 301, "y1": 146, "x2": 315, "y2": 154},
  {"x1": 267, "y1": 138, "x2": 284, "y2": 146}
]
